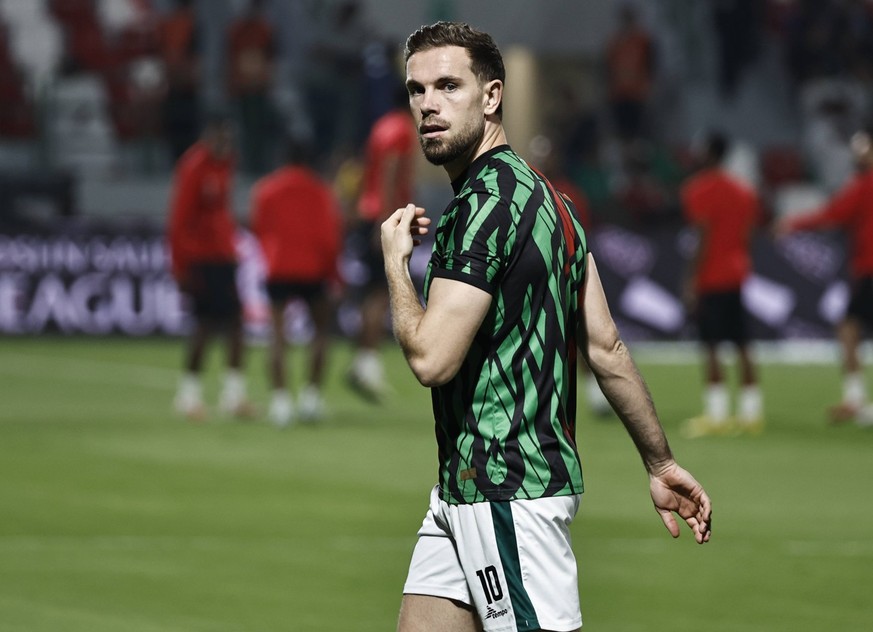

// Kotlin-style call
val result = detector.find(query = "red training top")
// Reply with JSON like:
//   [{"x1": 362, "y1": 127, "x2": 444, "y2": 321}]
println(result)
[
  {"x1": 786, "y1": 169, "x2": 873, "y2": 278},
  {"x1": 682, "y1": 167, "x2": 760, "y2": 292},
  {"x1": 167, "y1": 142, "x2": 237, "y2": 282},
  {"x1": 357, "y1": 109, "x2": 416, "y2": 222},
  {"x1": 251, "y1": 165, "x2": 342, "y2": 282}
]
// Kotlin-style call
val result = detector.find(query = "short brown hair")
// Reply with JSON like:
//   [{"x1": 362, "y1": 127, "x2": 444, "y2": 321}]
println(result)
[{"x1": 405, "y1": 21, "x2": 505, "y2": 118}]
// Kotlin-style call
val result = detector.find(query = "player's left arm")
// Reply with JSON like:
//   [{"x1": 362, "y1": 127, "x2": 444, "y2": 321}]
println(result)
[
  {"x1": 682, "y1": 225, "x2": 704, "y2": 311},
  {"x1": 777, "y1": 177, "x2": 862, "y2": 235},
  {"x1": 578, "y1": 254, "x2": 670, "y2": 464},
  {"x1": 578, "y1": 253, "x2": 712, "y2": 543},
  {"x1": 679, "y1": 187, "x2": 705, "y2": 311},
  {"x1": 167, "y1": 161, "x2": 202, "y2": 285},
  {"x1": 382, "y1": 204, "x2": 491, "y2": 387}
]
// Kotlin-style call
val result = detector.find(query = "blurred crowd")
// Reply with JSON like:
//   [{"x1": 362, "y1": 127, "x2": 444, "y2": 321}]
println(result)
[
  {"x1": 0, "y1": 0, "x2": 872, "y2": 230},
  {"x1": 0, "y1": 0, "x2": 399, "y2": 180},
  {"x1": 543, "y1": 0, "x2": 873, "y2": 231}
]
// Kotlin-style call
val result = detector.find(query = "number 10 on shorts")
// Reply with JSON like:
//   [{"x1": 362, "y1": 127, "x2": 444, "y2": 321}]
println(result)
[{"x1": 475, "y1": 565, "x2": 504, "y2": 604}]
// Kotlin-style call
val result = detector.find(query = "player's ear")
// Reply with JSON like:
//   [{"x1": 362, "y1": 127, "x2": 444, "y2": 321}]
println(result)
[{"x1": 483, "y1": 79, "x2": 502, "y2": 117}]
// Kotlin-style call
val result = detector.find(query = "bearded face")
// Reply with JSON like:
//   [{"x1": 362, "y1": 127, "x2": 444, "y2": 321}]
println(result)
[
  {"x1": 418, "y1": 114, "x2": 484, "y2": 166},
  {"x1": 407, "y1": 46, "x2": 494, "y2": 172}
]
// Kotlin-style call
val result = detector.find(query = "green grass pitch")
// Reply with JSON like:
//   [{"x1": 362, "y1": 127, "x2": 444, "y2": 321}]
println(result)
[{"x1": 1, "y1": 336, "x2": 871, "y2": 631}]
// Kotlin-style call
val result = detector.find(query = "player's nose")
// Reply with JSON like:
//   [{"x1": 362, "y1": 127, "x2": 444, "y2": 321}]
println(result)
[{"x1": 420, "y1": 88, "x2": 439, "y2": 115}]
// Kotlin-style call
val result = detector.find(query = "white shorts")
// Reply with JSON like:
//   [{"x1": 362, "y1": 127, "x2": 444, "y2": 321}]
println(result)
[{"x1": 403, "y1": 485, "x2": 583, "y2": 632}]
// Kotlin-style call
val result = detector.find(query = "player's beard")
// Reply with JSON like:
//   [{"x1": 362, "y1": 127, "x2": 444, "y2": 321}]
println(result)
[{"x1": 419, "y1": 117, "x2": 484, "y2": 166}]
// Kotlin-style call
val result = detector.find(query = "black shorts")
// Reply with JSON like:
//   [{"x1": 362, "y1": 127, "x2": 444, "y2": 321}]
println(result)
[
  {"x1": 846, "y1": 276, "x2": 873, "y2": 329},
  {"x1": 266, "y1": 280, "x2": 327, "y2": 305},
  {"x1": 185, "y1": 261, "x2": 241, "y2": 322},
  {"x1": 696, "y1": 290, "x2": 748, "y2": 345},
  {"x1": 354, "y1": 220, "x2": 387, "y2": 291}
]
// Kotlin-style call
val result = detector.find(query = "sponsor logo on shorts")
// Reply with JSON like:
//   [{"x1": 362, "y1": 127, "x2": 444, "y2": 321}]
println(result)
[{"x1": 485, "y1": 606, "x2": 509, "y2": 620}]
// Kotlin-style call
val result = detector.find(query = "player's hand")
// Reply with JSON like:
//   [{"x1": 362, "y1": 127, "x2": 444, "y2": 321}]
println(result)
[
  {"x1": 408, "y1": 205, "x2": 431, "y2": 246},
  {"x1": 648, "y1": 461, "x2": 712, "y2": 544},
  {"x1": 381, "y1": 204, "x2": 431, "y2": 262}
]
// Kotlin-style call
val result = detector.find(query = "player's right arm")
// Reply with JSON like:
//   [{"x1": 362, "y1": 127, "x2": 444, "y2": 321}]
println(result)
[
  {"x1": 679, "y1": 184, "x2": 705, "y2": 311},
  {"x1": 578, "y1": 253, "x2": 712, "y2": 543},
  {"x1": 382, "y1": 204, "x2": 491, "y2": 387},
  {"x1": 167, "y1": 159, "x2": 201, "y2": 286}
]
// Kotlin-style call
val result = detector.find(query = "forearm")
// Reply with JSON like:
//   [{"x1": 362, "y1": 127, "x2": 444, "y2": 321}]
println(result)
[
  {"x1": 384, "y1": 256, "x2": 426, "y2": 368},
  {"x1": 381, "y1": 205, "x2": 489, "y2": 386},
  {"x1": 590, "y1": 340, "x2": 674, "y2": 474},
  {"x1": 787, "y1": 210, "x2": 836, "y2": 233},
  {"x1": 788, "y1": 190, "x2": 859, "y2": 232}
]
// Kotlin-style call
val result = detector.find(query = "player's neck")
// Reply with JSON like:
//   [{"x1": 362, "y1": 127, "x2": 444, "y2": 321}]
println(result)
[{"x1": 444, "y1": 122, "x2": 507, "y2": 181}]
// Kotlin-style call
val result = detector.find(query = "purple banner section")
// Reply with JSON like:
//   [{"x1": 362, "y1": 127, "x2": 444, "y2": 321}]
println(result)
[
  {"x1": 591, "y1": 224, "x2": 849, "y2": 342},
  {"x1": 0, "y1": 231, "x2": 185, "y2": 335},
  {"x1": 0, "y1": 222, "x2": 850, "y2": 339}
]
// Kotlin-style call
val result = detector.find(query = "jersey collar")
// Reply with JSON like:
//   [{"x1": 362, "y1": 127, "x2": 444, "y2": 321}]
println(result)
[{"x1": 451, "y1": 144, "x2": 512, "y2": 194}]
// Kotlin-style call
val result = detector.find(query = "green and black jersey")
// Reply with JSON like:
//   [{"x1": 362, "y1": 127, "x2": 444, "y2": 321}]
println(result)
[{"x1": 423, "y1": 145, "x2": 588, "y2": 505}]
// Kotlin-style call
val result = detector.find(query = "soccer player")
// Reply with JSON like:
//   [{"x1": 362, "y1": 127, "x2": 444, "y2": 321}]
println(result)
[
  {"x1": 680, "y1": 132, "x2": 763, "y2": 437},
  {"x1": 776, "y1": 126, "x2": 873, "y2": 426},
  {"x1": 347, "y1": 84, "x2": 417, "y2": 402},
  {"x1": 250, "y1": 138, "x2": 343, "y2": 426},
  {"x1": 167, "y1": 115, "x2": 254, "y2": 421},
  {"x1": 382, "y1": 22, "x2": 712, "y2": 631}
]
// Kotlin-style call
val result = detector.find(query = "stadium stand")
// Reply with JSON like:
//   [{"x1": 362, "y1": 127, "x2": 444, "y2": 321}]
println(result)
[
  {"x1": 0, "y1": 23, "x2": 35, "y2": 138},
  {"x1": 0, "y1": 0, "x2": 870, "y2": 340},
  {"x1": 0, "y1": 0, "x2": 64, "y2": 88}
]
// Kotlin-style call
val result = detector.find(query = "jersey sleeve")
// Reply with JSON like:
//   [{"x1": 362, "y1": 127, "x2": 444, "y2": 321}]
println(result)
[{"x1": 430, "y1": 188, "x2": 512, "y2": 295}]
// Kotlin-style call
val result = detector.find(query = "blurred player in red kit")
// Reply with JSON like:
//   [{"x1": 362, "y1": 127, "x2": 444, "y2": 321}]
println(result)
[
  {"x1": 681, "y1": 131, "x2": 763, "y2": 437},
  {"x1": 777, "y1": 126, "x2": 873, "y2": 426},
  {"x1": 347, "y1": 84, "x2": 416, "y2": 401},
  {"x1": 251, "y1": 138, "x2": 343, "y2": 426},
  {"x1": 168, "y1": 115, "x2": 254, "y2": 421}
]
